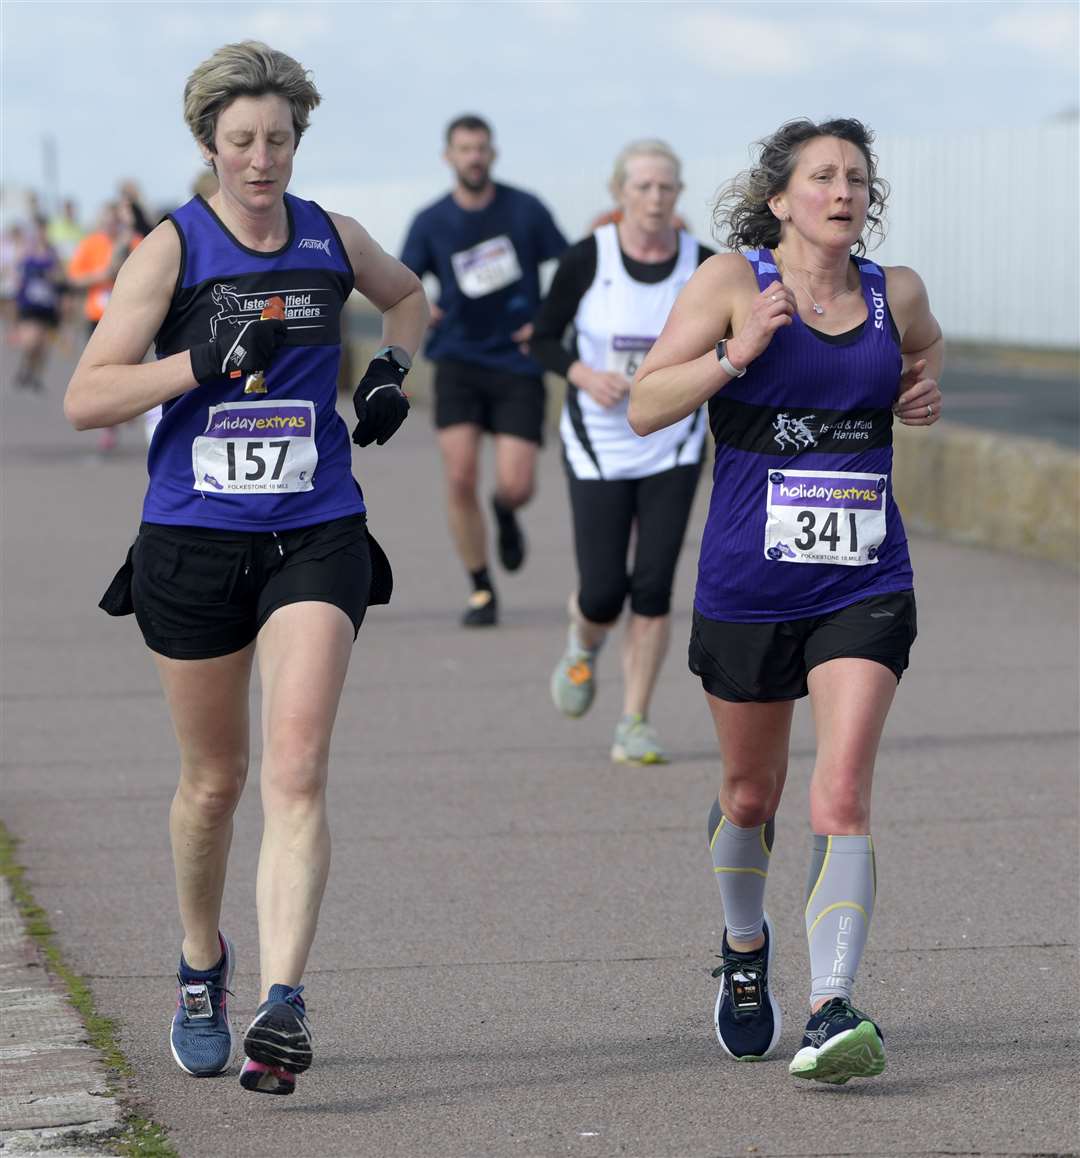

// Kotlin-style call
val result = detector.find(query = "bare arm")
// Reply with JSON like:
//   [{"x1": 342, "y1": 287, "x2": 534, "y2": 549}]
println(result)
[
  {"x1": 629, "y1": 253, "x2": 795, "y2": 435},
  {"x1": 329, "y1": 212, "x2": 429, "y2": 357},
  {"x1": 64, "y1": 223, "x2": 196, "y2": 430},
  {"x1": 887, "y1": 265, "x2": 945, "y2": 427}
]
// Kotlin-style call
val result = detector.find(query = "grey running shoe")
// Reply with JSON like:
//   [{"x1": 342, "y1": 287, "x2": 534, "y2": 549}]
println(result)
[
  {"x1": 611, "y1": 713, "x2": 667, "y2": 765},
  {"x1": 550, "y1": 630, "x2": 598, "y2": 717}
]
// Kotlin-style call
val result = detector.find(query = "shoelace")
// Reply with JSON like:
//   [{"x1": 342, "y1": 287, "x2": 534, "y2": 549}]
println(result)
[
  {"x1": 275, "y1": 984, "x2": 306, "y2": 1013},
  {"x1": 813, "y1": 997, "x2": 864, "y2": 1028},
  {"x1": 710, "y1": 949, "x2": 767, "y2": 1020},
  {"x1": 176, "y1": 974, "x2": 235, "y2": 1019}
]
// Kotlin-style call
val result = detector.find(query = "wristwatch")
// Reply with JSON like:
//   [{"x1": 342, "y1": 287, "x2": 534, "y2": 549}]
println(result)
[
  {"x1": 715, "y1": 340, "x2": 746, "y2": 378},
  {"x1": 372, "y1": 345, "x2": 412, "y2": 375}
]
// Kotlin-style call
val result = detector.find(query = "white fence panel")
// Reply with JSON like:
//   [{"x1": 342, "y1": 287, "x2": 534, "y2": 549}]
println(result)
[{"x1": 874, "y1": 124, "x2": 1079, "y2": 348}]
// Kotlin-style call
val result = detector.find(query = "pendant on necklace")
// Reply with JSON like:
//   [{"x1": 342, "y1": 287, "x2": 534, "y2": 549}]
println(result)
[{"x1": 811, "y1": 304, "x2": 824, "y2": 315}]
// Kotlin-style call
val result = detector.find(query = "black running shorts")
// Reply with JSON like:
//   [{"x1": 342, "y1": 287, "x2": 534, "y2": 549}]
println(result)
[
  {"x1": 100, "y1": 514, "x2": 391, "y2": 660},
  {"x1": 689, "y1": 590, "x2": 917, "y2": 703},
  {"x1": 433, "y1": 359, "x2": 546, "y2": 444}
]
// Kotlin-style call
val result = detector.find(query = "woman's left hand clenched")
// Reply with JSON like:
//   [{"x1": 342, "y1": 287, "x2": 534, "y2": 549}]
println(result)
[{"x1": 893, "y1": 358, "x2": 942, "y2": 426}]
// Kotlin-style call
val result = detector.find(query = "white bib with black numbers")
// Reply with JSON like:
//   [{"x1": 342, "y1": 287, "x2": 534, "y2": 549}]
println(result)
[
  {"x1": 763, "y1": 468, "x2": 887, "y2": 565},
  {"x1": 450, "y1": 234, "x2": 522, "y2": 299},
  {"x1": 192, "y1": 400, "x2": 318, "y2": 495}
]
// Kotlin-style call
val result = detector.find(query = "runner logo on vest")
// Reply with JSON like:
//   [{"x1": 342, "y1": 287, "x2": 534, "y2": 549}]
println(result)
[
  {"x1": 209, "y1": 282, "x2": 330, "y2": 339},
  {"x1": 298, "y1": 238, "x2": 332, "y2": 254},
  {"x1": 773, "y1": 413, "x2": 818, "y2": 450}
]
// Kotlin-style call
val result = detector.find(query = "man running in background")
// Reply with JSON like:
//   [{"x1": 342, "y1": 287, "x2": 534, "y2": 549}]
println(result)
[{"x1": 401, "y1": 115, "x2": 567, "y2": 626}]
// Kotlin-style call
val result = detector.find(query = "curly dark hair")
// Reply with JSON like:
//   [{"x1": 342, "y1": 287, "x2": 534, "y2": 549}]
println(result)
[{"x1": 713, "y1": 118, "x2": 889, "y2": 255}]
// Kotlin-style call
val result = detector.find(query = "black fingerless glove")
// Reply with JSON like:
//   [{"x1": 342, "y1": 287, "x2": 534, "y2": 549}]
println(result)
[
  {"x1": 189, "y1": 317, "x2": 288, "y2": 384},
  {"x1": 351, "y1": 358, "x2": 410, "y2": 447}
]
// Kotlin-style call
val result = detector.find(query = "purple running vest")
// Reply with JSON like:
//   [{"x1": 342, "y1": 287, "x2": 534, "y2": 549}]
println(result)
[
  {"x1": 695, "y1": 248, "x2": 913, "y2": 622},
  {"x1": 143, "y1": 194, "x2": 364, "y2": 532}
]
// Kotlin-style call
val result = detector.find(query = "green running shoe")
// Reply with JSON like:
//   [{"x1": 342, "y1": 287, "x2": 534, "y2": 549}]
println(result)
[
  {"x1": 550, "y1": 628, "x2": 598, "y2": 717},
  {"x1": 611, "y1": 713, "x2": 667, "y2": 765},
  {"x1": 789, "y1": 996, "x2": 885, "y2": 1084}
]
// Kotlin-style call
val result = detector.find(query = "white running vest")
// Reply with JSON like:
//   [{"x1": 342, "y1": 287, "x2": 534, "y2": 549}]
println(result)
[{"x1": 560, "y1": 223, "x2": 706, "y2": 481}]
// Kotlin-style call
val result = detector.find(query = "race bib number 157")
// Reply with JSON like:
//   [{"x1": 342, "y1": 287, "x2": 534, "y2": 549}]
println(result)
[
  {"x1": 192, "y1": 400, "x2": 317, "y2": 495},
  {"x1": 764, "y1": 469, "x2": 887, "y2": 565}
]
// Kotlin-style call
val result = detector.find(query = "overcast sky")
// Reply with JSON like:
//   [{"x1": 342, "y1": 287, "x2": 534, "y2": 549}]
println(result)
[{"x1": 3, "y1": 1, "x2": 1078, "y2": 249}]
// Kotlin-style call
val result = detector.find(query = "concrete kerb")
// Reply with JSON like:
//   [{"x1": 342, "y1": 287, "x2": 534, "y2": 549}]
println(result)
[{"x1": 0, "y1": 876, "x2": 123, "y2": 1157}]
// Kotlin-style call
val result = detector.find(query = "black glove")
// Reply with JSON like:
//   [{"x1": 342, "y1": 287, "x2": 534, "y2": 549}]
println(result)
[
  {"x1": 190, "y1": 317, "x2": 288, "y2": 384},
  {"x1": 351, "y1": 358, "x2": 410, "y2": 447}
]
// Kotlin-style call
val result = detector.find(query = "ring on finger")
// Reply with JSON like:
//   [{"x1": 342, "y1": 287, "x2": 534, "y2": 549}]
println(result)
[{"x1": 927, "y1": 404, "x2": 934, "y2": 418}]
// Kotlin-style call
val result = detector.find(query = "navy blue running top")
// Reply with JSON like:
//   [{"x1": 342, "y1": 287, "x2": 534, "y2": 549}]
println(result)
[
  {"x1": 695, "y1": 248, "x2": 913, "y2": 623},
  {"x1": 400, "y1": 183, "x2": 566, "y2": 376},
  {"x1": 144, "y1": 194, "x2": 363, "y2": 532}
]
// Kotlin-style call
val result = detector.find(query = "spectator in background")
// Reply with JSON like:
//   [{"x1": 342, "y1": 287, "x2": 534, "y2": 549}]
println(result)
[
  {"x1": 1, "y1": 222, "x2": 27, "y2": 328},
  {"x1": 67, "y1": 200, "x2": 142, "y2": 452},
  {"x1": 119, "y1": 179, "x2": 154, "y2": 237},
  {"x1": 13, "y1": 216, "x2": 63, "y2": 391},
  {"x1": 47, "y1": 198, "x2": 84, "y2": 264}
]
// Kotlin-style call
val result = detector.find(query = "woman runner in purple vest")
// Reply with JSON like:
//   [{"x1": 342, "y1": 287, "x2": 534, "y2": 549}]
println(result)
[
  {"x1": 64, "y1": 41, "x2": 427, "y2": 1096},
  {"x1": 630, "y1": 118, "x2": 943, "y2": 1084}
]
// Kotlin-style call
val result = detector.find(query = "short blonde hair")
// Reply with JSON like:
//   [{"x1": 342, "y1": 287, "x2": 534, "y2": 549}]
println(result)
[
  {"x1": 609, "y1": 139, "x2": 682, "y2": 200},
  {"x1": 183, "y1": 41, "x2": 322, "y2": 155}
]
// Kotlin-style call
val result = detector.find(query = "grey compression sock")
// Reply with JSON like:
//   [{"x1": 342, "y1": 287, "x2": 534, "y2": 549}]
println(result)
[
  {"x1": 805, "y1": 834, "x2": 877, "y2": 1005},
  {"x1": 707, "y1": 798, "x2": 774, "y2": 942}
]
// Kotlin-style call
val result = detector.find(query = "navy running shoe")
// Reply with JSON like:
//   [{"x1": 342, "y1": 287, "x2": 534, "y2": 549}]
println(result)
[
  {"x1": 242, "y1": 983, "x2": 312, "y2": 1087},
  {"x1": 170, "y1": 934, "x2": 235, "y2": 1077},
  {"x1": 711, "y1": 913, "x2": 782, "y2": 1061},
  {"x1": 789, "y1": 996, "x2": 885, "y2": 1084}
]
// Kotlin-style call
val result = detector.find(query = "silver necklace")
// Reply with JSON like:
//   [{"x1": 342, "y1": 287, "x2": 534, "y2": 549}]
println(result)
[{"x1": 778, "y1": 261, "x2": 856, "y2": 315}]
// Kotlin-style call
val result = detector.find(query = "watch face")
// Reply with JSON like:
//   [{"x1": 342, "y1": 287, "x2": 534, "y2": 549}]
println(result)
[{"x1": 376, "y1": 344, "x2": 412, "y2": 372}]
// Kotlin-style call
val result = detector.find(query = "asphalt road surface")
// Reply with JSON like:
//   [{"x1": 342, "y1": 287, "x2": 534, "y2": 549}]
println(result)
[{"x1": 2, "y1": 345, "x2": 1077, "y2": 1157}]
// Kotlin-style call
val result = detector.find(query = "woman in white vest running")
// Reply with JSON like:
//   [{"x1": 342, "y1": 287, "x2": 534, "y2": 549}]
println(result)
[{"x1": 531, "y1": 140, "x2": 713, "y2": 763}]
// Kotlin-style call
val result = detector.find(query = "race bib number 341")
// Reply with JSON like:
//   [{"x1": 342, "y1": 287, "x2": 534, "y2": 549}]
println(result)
[
  {"x1": 764, "y1": 469, "x2": 887, "y2": 566},
  {"x1": 192, "y1": 400, "x2": 317, "y2": 495}
]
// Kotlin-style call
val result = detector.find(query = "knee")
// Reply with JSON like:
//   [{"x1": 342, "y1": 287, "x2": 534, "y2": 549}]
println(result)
[
  {"x1": 720, "y1": 772, "x2": 784, "y2": 826},
  {"x1": 496, "y1": 479, "x2": 533, "y2": 509},
  {"x1": 445, "y1": 463, "x2": 478, "y2": 503},
  {"x1": 628, "y1": 585, "x2": 671, "y2": 618},
  {"x1": 578, "y1": 581, "x2": 627, "y2": 627},
  {"x1": 263, "y1": 722, "x2": 329, "y2": 806},
  {"x1": 811, "y1": 775, "x2": 871, "y2": 832},
  {"x1": 178, "y1": 757, "x2": 247, "y2": 825}
]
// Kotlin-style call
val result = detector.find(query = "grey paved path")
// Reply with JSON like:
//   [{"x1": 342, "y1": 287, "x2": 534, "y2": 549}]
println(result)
[{"x1": 1, "y1": 353, "x2": 1078, "y2": 1157}]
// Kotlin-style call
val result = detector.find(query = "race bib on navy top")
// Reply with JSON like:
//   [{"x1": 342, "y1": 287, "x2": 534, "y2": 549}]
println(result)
[
  {"x1": 694, "y1": 249, "x2": 913, "y2": 622},
  {"x1": 143, "y1": 193, "x2": 363, "y2": 532},
  {"x1": 400, "y1": 183, "x2": 566, "y2": 376}
]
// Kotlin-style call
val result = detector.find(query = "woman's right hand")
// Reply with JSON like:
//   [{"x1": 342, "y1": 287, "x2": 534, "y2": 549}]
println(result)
[
  {"x1": 727, "y1": 280, "x2": 796, "y2": 370},
  {"x1": 571, "y1": 364, "x2": 631, "y2": 409}
]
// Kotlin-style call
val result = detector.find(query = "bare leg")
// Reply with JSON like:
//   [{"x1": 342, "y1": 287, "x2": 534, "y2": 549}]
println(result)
[
  {"x1": 254, "y1": 601, "x2": 353, "y2": 999},
  {"x1": 621, "y1": 612, "x2": 671, "y2": 718},
  {"x1": 437, "y1": 424, "x2": 487, "y2": 572},
  {"x1": 569, "y1": 591, "x2": 613, "y2": 650},
  {"x1": 492, "y1": 433, "x2": 538, "y2": 510},
  {"x1": 806, "y1": 658, "x2": 896, "y2": 835},
  {"x1": 706, "y1": 693, "x2": 795, "y2": 951},
  {"x1": 155, "y1": 645, "x2": 255, "y2": 969}
]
